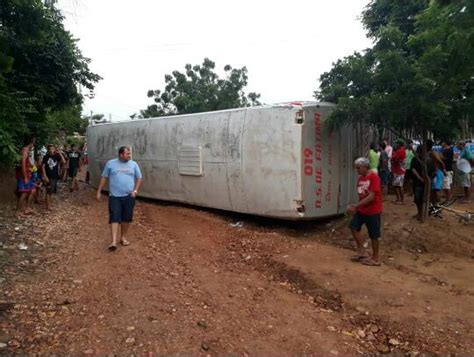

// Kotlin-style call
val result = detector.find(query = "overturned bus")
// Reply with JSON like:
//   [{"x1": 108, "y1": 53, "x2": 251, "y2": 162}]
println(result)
[{"x1": 87, "y1": 102, "x2": 360, "y2": 220}]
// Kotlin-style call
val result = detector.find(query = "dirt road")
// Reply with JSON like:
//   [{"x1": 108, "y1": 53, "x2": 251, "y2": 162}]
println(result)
[{"x1": 1, "y1": 182, "x2": 473, "y2": 355}]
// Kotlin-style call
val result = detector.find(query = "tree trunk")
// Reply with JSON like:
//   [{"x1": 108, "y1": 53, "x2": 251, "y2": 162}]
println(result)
[{"x1": 420, "y1": 131, "x2": 431, "y2": 222}]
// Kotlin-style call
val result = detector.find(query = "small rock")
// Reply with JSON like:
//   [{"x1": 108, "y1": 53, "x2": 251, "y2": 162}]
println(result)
[
  {"x1": 327, "y1": 326, "x2": 337, "y2": 332},
  {"x1": 126, "y1": 326, "x2": 135, "y2": 331},
  {"x1": 370, "y1": 325, "x2": 379, "y2": 333},
  {"x1": 8, "y1": 340, "x2": 20, "y2": 348},
  {"x1": 297, "y1": 289, "x2": 303, "y2": 295},
  {"x1": 73, "y1": 280, "x2": 83, "y2": 284},
  {"x1": 125, "y1": 337, "x2": 135, "y2": 344},
  {"x1": 201, "y1": 342, "x2": 210, "y2": 351},
  {"x1": 330, "y1": 350, "x2": 338, "y2": 355},
  {"x1": 84, "y1": 349, "x2": 94, "y2": 354},
  {"x1": 389, "y1": 338, "x2": 400, "y2": 346},
  {"x1": 57, "y1": 298, "x2": 72, "y2": 305},
  {"x1": 377, "y1": 344, "x2": 390, "y2": 354},
  {"x1": 197, "y1": 320, "x2": 207, "y2": 329},
  {"x1": 357, "y1": 329, "x2": 366, "y2": 338},
  {"x1": 0, "y1": 343, "x2": 6, "y2": 348}
]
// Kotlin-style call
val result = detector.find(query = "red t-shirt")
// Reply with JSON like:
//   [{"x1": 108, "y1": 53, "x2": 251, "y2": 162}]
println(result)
[
  {"x1": 391, "y1": 147, "x2": 406, "y2": 175},
  {"x1": 357, "y1": 171, "x2": 383, "y2": 215}
]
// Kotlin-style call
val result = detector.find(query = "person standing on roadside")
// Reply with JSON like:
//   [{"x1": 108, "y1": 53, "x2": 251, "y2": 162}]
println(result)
[
  {"x1": 15, "y1": 137, "x2": 36, "y2": 216},
  {"x1": 67, "y1": 144, "x2": 82, "y2": 192},
  {"x1": 41, "y1": 144, "x2": 66, "y2": 210},
  {"x1": 96, "y1": 146, "x2": 143, "y2": 251},
  {"x1": 441, "y1": 141, "x2": 454, "y2": 202},
  {"x1": 410, "y1": 145, "x2": 431, "y2": 221},
  {"x1": 391, "y1": 139, "x2": 407, "y2": 204},
  {"x1": 378, "y1": 142, "x2": 390, "y2": 199},
  {"x1": 456, "y1": 141, "x2": 473, "y2": 203},
  {"x1": 348, "y1": 157, "x2": 383, "y2": 267},
  {"x1": 383, "y1": 137, "x2": 393, "y2": 173},
  {"x1": 368, "y1": 143, "x2": 380, "y2": 174}
]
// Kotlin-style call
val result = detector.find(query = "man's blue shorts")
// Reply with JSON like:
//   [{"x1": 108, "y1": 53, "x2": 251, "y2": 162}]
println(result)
[
  {"x1": 17, "y1": 179, "x2": 34, "y2": 193},
  {"x1": 108, "y1": 195, "x2": 135, "y2": 224},
  {"x1": 349, "y1": 212, "x2": 381, "y2": 240}
]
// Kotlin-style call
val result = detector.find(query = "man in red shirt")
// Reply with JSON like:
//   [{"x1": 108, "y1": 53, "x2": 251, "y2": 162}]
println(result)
[
  {"x1": 391, "y1": 139, "x2": 407, "y2": 204},
  {"x1": 348, "y1": 157, "x2": 383, "y2": 266}
]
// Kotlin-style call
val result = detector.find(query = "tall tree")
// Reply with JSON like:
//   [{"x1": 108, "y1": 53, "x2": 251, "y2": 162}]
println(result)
[
  {"x1": 0, "y1": 0, "x2": 100, "y2": 165},
  {"x1": 140, "y1": 58, "x2": 261, "y2": 117},
  {"x1": 316, "y1": 0, "x2": 473, "y2": 220}
]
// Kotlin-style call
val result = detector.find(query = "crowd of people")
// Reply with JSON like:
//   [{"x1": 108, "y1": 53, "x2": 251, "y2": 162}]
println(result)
[
  {"x1": 14, "y1": 138, "x2": 141, "y2": 253},
  {"x1": 348, "y1": 138, "x2": 473, "y2": 267},
  {"x1": 15, "y1": 137, "x2": 89, "y2": 217},
  {"x1": 368, "y1": 138, "x2": 472, "y2": 208}
]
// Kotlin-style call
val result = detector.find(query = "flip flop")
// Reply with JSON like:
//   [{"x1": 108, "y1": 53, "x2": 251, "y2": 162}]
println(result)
[
  {"x1": 108, "y1": 243, "x2": 117, "y2": 251},
  {"x1": 120, "y1": 239, "x2": 130, "y2": 246},
  {"x1": 361, "y1": 258, "x2": 381, "y2": 266},
  {"x1": 351, "y1": 255, "x2": 369, "y2": 262}
]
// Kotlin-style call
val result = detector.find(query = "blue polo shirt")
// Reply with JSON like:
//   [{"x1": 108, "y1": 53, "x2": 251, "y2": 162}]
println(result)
[{"x1": 101, "y1": 159, "x2": 142, "y2": 197}]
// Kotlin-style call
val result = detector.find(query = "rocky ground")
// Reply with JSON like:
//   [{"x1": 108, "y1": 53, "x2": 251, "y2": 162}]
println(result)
[{"x1": 0, "y1": 179, "x2": 473, "y2": 355}]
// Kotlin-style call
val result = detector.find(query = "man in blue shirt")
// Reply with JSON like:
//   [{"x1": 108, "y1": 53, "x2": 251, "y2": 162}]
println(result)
[{"x1": 96, "y1": 146, "x2": 143, "y2": 251}]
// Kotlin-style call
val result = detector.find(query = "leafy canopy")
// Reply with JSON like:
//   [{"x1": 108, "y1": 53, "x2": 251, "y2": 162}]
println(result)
[
  {"x1": 316, "y1": 0, "x2": 473, "y2": 140},
  {"x1": 140, "y1": 58, "x2": 261, "y2": 118},
  {"x1": 0, "y1": 0, "x2": 100, "y2": 165}
]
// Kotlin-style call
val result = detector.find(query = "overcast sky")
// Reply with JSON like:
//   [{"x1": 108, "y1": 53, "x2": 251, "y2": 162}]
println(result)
[{"x1": 59, "y1": 0, "x2": 372, "y2": 122}]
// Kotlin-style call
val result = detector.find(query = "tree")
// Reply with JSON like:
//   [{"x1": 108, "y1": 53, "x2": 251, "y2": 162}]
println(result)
[
  {"x1": 0, "y1": 0, "x2": 100, "y2": 165},
  {"x1": 316, "y1": 0, "x2": 473, "y2": 220},
  {"x1": 140, "y1": 58, "x2": 261, "y2": 118}
]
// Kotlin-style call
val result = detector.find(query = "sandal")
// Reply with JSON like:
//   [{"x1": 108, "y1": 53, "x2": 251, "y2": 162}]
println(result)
[
  {"x1": 120, "y1": 239, "x2": 130, "y2": 246},
  {"x1": 361, "y1": 258, "x2": 381, "y2": 266},
  {"x1": 108, "y1": 243, "x2": 117, "y2": 251}
]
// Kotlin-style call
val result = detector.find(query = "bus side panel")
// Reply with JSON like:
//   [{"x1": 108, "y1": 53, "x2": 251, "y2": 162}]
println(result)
[{"x1": 241, "y1": 107, "x2": 302, "y2": 218}]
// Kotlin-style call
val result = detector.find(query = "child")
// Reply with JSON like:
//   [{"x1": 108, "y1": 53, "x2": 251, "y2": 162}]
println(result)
[
  {"x1": 431, "y1": 168, "x2": 444, "y2": 205},
  {"x1": 31, "y1": 156, "x2": 45, "y2": 204}
]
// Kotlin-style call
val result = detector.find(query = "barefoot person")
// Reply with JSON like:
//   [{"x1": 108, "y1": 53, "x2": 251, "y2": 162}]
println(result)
[
  {"x1": 96, "y1": 146, "x2": 143, "y2": 251},
  {"x1": 348, "y1": 157, "x2": 383, "y2": 266},
  {"x1": 15, "y1": 137, "x2": 36, "y2": 216},
  {"x1": 41, "y1": 145, "x2": 66, "y2": 210}
]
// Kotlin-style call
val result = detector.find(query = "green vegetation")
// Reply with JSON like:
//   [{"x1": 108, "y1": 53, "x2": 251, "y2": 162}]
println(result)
[
  {"x1": 0, "y1": 0, "x2": 100, "y2": 165},
  {"x1": 316, "y1": 0, "x2": 473, "y2": 141},
  {"x1": 140, "y1": 58, "x2": 261, "y2": 118}
]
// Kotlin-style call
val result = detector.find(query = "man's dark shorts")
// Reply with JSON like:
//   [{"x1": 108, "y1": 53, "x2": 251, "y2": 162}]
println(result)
[
  {"x1": 379, "y1": 170, "x2": 390, "y2": 187},
  {"x1": 109, "y1": 195, "x2": 135, "y2": 224},
  {"x1": 69, "y1": 166, "x2": 78, "y2": 178},
  {"x1": 349, "y1": 212, "x2": 381, "y2": 240},
  {"x1": 46, "y1": 179, "x2": 58, "y2": 194},
  {"x1": 413, "y1": 185, "x2": 424, "y2": 205}
]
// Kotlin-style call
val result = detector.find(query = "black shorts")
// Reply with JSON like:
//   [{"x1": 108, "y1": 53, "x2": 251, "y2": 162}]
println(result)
[
  {"x1": 69, "y1": 166, "x2": 79, "y2": 178},
  {"x1": 46, "y1": 178, "x2": 58, "y2": 194},
  {"x1": 109, "y1": 195, "x2": 135, "y2": 224},
  {"x1": 349, "y1": 212, "x2": 381, "y2": 240},
  {"x1": 413, "y1": 185, "x2": 424, "y2": 205}
]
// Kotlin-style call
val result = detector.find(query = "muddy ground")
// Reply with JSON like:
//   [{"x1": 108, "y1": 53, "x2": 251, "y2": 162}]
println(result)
[{"x1": 0, "y1": 179, "x2": 473, "y2": 355}]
